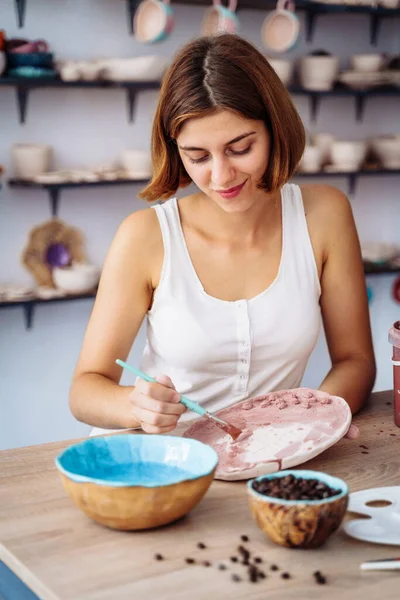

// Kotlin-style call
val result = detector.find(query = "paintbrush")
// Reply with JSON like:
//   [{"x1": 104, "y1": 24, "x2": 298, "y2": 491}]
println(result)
[{"x1": 116, "y1": 359, "x2": 242, "y2": 440}]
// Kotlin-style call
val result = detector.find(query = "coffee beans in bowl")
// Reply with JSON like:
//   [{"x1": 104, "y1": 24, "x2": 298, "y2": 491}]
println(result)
[{"x1": 247, "y1": 469, "x2": 349, "y2": 549}]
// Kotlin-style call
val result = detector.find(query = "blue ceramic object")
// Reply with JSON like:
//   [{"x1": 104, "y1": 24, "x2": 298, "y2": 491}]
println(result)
[
  {"x1": 56, "y1": 434, "x2": 218, "y2": 488},
  {"x1": 248, "y1": 469, "x2": 348, "y2": 505},
  {"x1": 7, "y1": 52, "x2": 53, "y2": 69},
  {"x1": 7, "y1": 66, "x2": 57, "y2": 78}
]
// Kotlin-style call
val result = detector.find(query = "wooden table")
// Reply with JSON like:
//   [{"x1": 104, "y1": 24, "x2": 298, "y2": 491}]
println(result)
[{"x1": 0, "y1": 390, "x2": 399, "y2": 600}]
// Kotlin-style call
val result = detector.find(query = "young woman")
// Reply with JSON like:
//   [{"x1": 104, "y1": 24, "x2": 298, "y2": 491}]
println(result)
[{"x1": 69, "y1": 34, "x2": 375, "y2": 436}]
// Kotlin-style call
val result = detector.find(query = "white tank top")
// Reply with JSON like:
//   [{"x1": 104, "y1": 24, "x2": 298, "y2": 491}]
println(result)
[{"x1": 90, "y1": 183, "x2": 321, "y2": 436}]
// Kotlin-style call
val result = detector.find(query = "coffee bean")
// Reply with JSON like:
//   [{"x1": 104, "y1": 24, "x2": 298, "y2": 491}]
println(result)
[
  {"x1": 281, "y1": 572, "x2": 291, "y2": 580},
  {"x1": 197, "y1": 542, "x2": 206, "y2": 549},
  {"x1": 218, "y1": 563, "x2": 227, "y2": 570},
  {"x1": 253, "y1": 475, "x2": 340, "y2": 501},
  {"x1": 254, "y1": 557, "x2": 262, "y2": 564},
  {"x1": 238, "y1": 545, "x2": 250, "y2": 560},
  {"x1": 248, "y1": 565, "x2": 258, "y2": 583},
  {"x1": 362, "y1": 451, "x2": 369, "y2": 454},
  {"x1": 359, "y1": 445, "x2": 369, "y2": 450},
  {"x1": 185, "y1": 558, "x2": 195, "y2": 564},
  {"x1": 313, "y1": 571, "x2": 327, "y2": 585},
  {"x1": 258, "y1": 571, "x2": 266, "y2": 579},
  {"x1": 202, "y1": 561, "x2": 211, "y2": 567},
  {"x1": 270, "y1": 564, "x2": 279, "y2": 571},
  {"x1": 241, "y1": 534, "x2": 249, "y2": 542},
  {"x1": 154, "y1": 553, "x2": 164, "y2": 561},
  {"x1": 231, "y1": 574, "x2": 241, "y2": 582},
  {"x1": 230, "y1": 556, "x2": 238, "y2": 563}
]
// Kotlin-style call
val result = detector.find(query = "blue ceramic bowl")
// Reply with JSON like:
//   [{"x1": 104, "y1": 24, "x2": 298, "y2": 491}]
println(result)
[
  {"x1": 7, "y1": 51, "x2": 54, "y2": 69},
  {"x1": 56, "y1": 434, "x2": 218, "y2": 530},
  {"x1": 247, "y1": 469, "x2": 349, "y2": 548}
]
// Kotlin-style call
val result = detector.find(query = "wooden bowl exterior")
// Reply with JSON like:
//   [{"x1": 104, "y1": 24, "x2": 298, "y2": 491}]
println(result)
[
  {"x1": 60, "y1": 470, "x2": 215, "y2": 530},
  {"x1": 248, "y1": 492, "x2": 348, "y2": 549}
]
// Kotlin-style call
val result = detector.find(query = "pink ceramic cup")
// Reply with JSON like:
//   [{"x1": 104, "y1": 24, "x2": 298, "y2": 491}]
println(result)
[
  {"x1": 389, "y1": 320, "x2": 400, "y2": 427},
  {"x1": 10, "y1": 39, "x2": 49, "y2": 53},
  {"x1": 261, "y1": 0, "x2": 300, "y2": 53},
  {"x1": 201, "y1": 0, "x2": 239, "y2": 36},
  {"x1": 133, "y1": 0, "x2": 174, "y2": 44}
]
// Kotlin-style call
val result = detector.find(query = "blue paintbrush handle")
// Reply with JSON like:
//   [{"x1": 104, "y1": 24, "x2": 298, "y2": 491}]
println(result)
[{"x1": 116, "y1": 359, "x2": 207, "y2": 417}]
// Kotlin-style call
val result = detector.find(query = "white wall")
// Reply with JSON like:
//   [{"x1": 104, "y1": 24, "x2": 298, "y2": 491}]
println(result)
[{"x1": 1, "y1": 0, "x2": 399, "y2": 449}]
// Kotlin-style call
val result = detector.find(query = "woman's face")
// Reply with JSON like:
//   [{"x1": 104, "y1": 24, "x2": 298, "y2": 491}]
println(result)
[{"x1": 176, "y1": 110, "x2": 271, "y2": 213}]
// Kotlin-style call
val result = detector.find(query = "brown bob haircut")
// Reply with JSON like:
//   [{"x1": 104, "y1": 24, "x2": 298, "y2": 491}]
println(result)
[{"x1": 140, "y1": 34, "x2": 305, "y2": 203}]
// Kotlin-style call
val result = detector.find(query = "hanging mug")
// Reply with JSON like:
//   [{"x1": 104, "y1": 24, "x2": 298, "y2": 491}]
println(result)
[
  {"x1": 201, "y1": 0, "x2": 239, "y2": 36},
  {"x1": 133, "y1": 0, "x2": 174, "y2": 44},
  {"x1": 261, "y1": 0, "x2": 300, "y2": 53}
]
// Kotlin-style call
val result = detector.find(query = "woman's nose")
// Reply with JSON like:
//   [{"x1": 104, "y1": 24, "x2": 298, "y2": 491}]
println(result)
[{"x1": 211, "y1": 157, "x2": 235, "y2": 189}]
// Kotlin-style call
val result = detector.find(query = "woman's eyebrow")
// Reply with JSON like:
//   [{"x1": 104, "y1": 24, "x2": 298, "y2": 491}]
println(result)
[{"x1": 178, "y1": 131, "x2": 257, "y2": 152}]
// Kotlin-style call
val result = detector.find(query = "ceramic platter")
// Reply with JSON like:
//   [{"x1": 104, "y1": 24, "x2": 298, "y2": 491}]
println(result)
[{"x1": 183, "y1": 388, "x2": 351, "y2": 481}]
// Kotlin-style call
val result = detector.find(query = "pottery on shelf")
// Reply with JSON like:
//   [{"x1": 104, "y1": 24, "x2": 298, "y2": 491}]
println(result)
[
  {"x1": 370, "y1": 135, "x2": 400, "y2": 170},
  {"x1": 120, "y1": 149, "x2": 152, "y2": 178},
  {"x1": 53, "y1": 263, "x2": 100, "y2": 294},
  {"x1": 350, "y1": 53, "x2": 384, "y2": 73},
  {"x1": 267, "y1": 58, "x2": 293, "y2": 86},
  {"x1": 330, "y1": 140, "x2": 367, "y2": 172},
  {"x1": 12, "y1": 144, "x2": 52, "y2": 180},
  {"x1": 299, "y1": 51, "x2": 339, "y2": 91},
  {"x1": 298, "y1": 145, "x2": 323, "y2": 173},
  {"x1": 311, "y1": 132, "x2": 335, "y2": 165}
]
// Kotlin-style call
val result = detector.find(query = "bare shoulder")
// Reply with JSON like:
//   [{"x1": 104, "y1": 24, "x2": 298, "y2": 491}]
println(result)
[
  {"x1": 300, "y1": 184, "x2": 352, "y2": 220},
  {"x1": 116, "y1": 205, "x2": 161, "y2": 248},
  {"x1": 107, "y1": 205, "x2": 163, "y2": 289},
  {"x1": 299, "y1": 184, "x2": 357, "y2": 268}
]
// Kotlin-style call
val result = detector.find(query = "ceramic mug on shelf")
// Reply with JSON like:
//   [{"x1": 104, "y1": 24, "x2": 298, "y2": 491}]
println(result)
[
  {"x1": 261, "y1": 0, "x2": 300, "y2": 53},
  {"x1": 201, "y1": 0, "x2": 239, "y2": 36},
  {"x1": 133, "y1": 0, "x2": 174, "y2": 44},
  {"x1": 12, "y1": 143, "x2": 52, "y2": 179}
]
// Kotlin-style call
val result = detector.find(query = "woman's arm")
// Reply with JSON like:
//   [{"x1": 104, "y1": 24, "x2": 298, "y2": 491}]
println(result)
[
  {"x1": 69, "y1": 208, "x2": 172, "y2": 429},
  {"x1": 314, "y1": 186, "x2": 376, "y2": 414}
]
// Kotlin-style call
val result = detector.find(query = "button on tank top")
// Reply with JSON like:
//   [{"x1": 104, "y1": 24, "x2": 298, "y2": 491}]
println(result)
[{"x1": 140, "y1": 183, "x2": 322, "y2": 423}]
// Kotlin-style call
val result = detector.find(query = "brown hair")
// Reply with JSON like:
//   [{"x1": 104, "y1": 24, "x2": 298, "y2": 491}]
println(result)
[{"x1": 140, "y1": 34, "x2": 305, "y2": 203}]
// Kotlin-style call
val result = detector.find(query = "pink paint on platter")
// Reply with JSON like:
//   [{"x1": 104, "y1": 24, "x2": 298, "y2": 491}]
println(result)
[{"x1": 182, "y1": 388, "x2": 352, "y2": 481}]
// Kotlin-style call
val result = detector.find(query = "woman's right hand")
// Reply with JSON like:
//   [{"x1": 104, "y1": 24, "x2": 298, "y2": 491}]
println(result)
[{"x1": 129, "y1": 374, "x2": 187, "y2": 434}]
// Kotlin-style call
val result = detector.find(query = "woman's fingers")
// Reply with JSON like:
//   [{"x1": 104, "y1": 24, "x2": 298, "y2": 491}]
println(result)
[{"x1": 345, "y1": 424, "x2": 360, "y2": 439}]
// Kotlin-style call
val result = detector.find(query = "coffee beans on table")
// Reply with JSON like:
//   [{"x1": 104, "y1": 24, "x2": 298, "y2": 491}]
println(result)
[{"x1": 252, "y1": 474, "x2": 341, "y2": 501}]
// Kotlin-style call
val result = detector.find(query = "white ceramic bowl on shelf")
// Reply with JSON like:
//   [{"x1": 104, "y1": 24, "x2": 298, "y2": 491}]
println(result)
[
  {"x1": 370, "y1": 136, "x2": 400, "y2": 169},
  {"x1": 53, "y1": 263, "x2": 100, "y2": 294},
  {"x1": 267, "y1": 58, "x2": 293, "y2": 86},
  {"x1": 12, "y1": 144, "x2": 52, "y2": 179},
  {"x1": 330, "y1": 140, "x2": 367, "y2": 172},
  {"x1": 350, "y1": 54, "x2": 384, "y2": 73},
  {"x1": 99, "y1": 56, "x2": 168, "y2": 82},
  {"x1": 298, "y1": 55, "x2": 339, "y2": 91},
  {"x1": 120, "y1": 150, "x2": 152, "y2": 177}
]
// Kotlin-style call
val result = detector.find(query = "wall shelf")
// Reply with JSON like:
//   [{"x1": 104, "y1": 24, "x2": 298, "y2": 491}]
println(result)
[
  {"x1": 289, "y1": 84, "x2": 400, "y2": 123},
  {"x1": 0, "y1": 290, "x2": 96, "y2": 330},
  {"x1": 8, "y1": 178, "x2": 149, "y2": 217},
  {"x1": 13, "y1": 0, "x2": 400, "y2": 45},
  {"x1": 293, "y1": 168, "x2": 400, "y2": 196},
  {"x1": 8, "y1": 169, "x2": 400, "y2": 217},
  {"x1": 1, "y1": 77, "x2": 398, "y2": 125},
  {"x1": 0, "y1": 77, "x2": 161, "y2": 124},
  {"x1": 1, "y1": 260, "x2": 398, "y2": 329}
]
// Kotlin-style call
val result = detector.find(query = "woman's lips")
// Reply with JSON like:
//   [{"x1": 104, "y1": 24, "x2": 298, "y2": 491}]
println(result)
[{"x1": 216, "y1": 180, "x2": 247, "y2": 199}]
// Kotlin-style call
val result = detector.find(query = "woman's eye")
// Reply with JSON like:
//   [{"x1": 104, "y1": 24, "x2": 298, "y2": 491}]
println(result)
[
  {"x1": 188, "y1": 155, "x2": 209, "y2": 164},
  {"x1": 230, "y1": 145, "x2": 252, "y2": 156}
]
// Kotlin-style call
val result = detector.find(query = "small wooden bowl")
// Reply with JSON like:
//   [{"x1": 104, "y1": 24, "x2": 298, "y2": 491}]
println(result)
[
  {"x1": 56, "y1": 434, "x2": 218, "y2": 531},
  {"x1": 247, "y1": 469, "x2": 349, "y2": 549}
]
